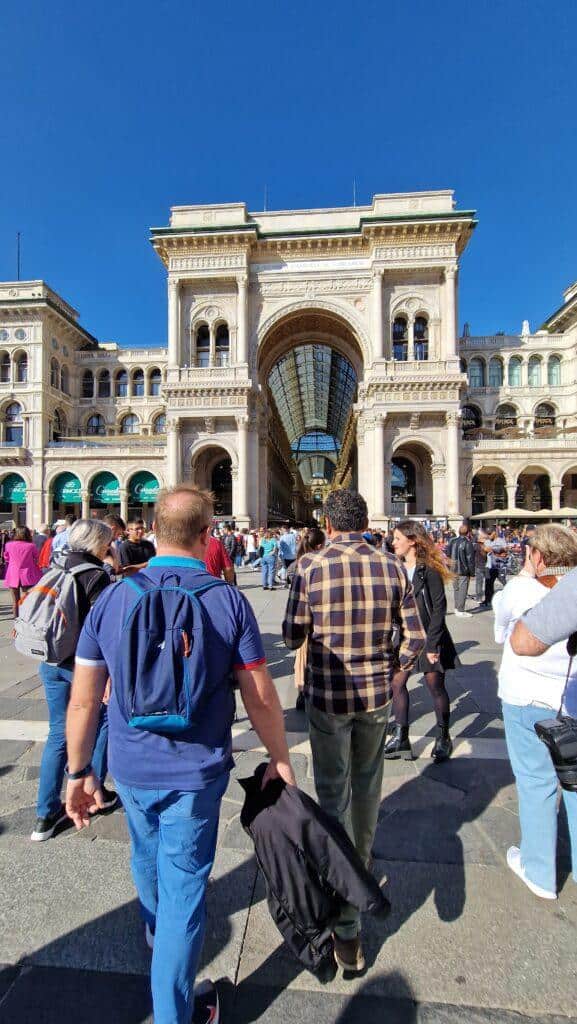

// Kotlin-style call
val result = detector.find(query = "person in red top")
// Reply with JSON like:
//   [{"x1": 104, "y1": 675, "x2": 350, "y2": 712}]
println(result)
[{"x1": 205, "y1": 534, "x2": 235, "y2": 583}]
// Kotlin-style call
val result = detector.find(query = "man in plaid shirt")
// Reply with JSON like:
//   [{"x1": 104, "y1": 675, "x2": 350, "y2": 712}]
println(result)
[{"x1": 283, "y1": 489, "x2": 425, "y2": 972}]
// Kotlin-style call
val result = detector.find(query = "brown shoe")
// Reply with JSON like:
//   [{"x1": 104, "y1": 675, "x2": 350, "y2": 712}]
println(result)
[{"x1": 333, "y1": 934, "x2": 365, "y2": 973}]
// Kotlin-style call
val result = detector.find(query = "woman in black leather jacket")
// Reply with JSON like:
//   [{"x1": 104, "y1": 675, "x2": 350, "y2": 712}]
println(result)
[{"x1": 385, "y1": 520, "x2": 459, "y2": 762}]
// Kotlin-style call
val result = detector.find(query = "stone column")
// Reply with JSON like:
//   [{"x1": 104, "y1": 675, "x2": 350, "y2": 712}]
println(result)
[
  {"x1": 550, "y1": 483, "x2": 562, "y2": 511},
  {"x1": 506, "y1": 483, "x2": 517, "y2": 509},
  {"x1": 443, "y1": 267, "x2": 457, "y2": 358},
  {"x1": 408, "y1": 318, "x2": 415, "y2": 362},
  {"x1": 167, "y1": 278, "x2": 180, "y2": 369},
  {"x1": 373, "y1": 414, "x2": 386, "y2": 522},
  {"x1": 446, "y1": 410, "x2": 460, "y2": 519},
  {"x1": 431, "y1": 463, "x2": 445, "y2": 516},
  {"x1": 209, "y1": 325, "x2": 216, "y2": 368},
  {"x1": 372, "y1": 270, "x2": 384, "y2": 359},
  {"x1": 120, "y1": 488, "x2": 129, "y2": 524},
  {"x1": 235, "y1": 414, "x2": 250, "y2": 527},
  {"x1": 237, "y1": 275, "x2": 248, "y2": 364},
  {"x1": 81, "y1": 490, "x2": 90, "y2": 519},
  {"x1": 166, "y1": 417, "x2": 181, "y2": 487}
]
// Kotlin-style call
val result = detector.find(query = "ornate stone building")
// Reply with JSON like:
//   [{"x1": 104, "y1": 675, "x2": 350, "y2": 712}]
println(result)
[{"x1": 0, "y1": 190, "x2": 575, "y2": 529}]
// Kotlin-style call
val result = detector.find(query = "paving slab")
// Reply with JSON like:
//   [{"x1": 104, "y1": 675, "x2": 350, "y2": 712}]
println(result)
[{"x1": 236, "y1": 861, "x2": 577, "y2": 1016}]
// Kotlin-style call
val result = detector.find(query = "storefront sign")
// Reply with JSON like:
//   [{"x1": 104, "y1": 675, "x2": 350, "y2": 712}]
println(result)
[
  {"x1": 53, "y1": 472, "x2": 82, "y2": 503},
  {"x1": 1, "y1": 474, "x2": 27, "y2": 503},
  {"x1": 91, "y1": 472, "x2": 120, "y2": 505},
  {"x1": 129, "y1": 472, "x2": 159, "y2": 503}
]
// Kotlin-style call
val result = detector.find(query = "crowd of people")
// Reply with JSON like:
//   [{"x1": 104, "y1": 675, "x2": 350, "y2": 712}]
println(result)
[{"x1": 4, "y1": 495, "x2": 577, "y2": 1023}]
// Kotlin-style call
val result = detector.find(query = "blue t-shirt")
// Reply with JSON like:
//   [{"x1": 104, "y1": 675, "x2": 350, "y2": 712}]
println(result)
[
  {"x1": 279, "y1": 532, "x2": 297, "y2": 561},
  {"x1": 75, "y1": 556, "x2": 265, "y2": 790}
]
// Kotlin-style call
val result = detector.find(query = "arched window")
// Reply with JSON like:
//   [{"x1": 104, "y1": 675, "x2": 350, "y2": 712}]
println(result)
[
  {"x1": 4, "y1": 402, "x2": 23, "y2": 445},
  {"x1": 488, "y1": 357, "x2": 503, "y2": 387},
  {"x1": 98, "y1": 369, "x2": 111, "y2": 398},
  {"x1": 548, "y1": 355, "x2": 561, "y2": 386},
  {"x1": 120, "y1": 413, "x2": 139, "y2": 435},
  {"x1": 195, "y1": 325, "x2": 210, "y2": 368},
  {"x1": 508, "y1": 356, "x2": 522, "y2": 387},
  {"x1": 413, "y1": 316, "x2": 429, "y2": 361},
  {"x1": 149, "y1": 368, "x2": 162, "y2": 396},
  {"x1": 495, "y1": 404, "x2": 517, "y2": 431},
  {"x1": 60, "y1": 365, "x2": 69, "y2": 394},
  {"x1": 132, "y1": 368, "x2": 144, "y2": 397},
  {"x1": 0, "y1": 353, "x2": 10, "y2": 383},
  {"x1": 53, "y1": 409, "x2": 66, "y2": 442},
  {"x1": 152, "y1": 413, "x2": 166, "y2": 434},
  {"x1": 459, "y1": 357, "x2": 467, "y2": 374},
  {"x1": 81, "y1": 370, "x2": 94, "y2": 398},
  {"x1": 86, "y1": 414, "x2": 106, "y2": 436},
  {"x1": 50, "y1": 358, "x2": 60, "y2": 389},
  {"x1": 392, "y1": 317, "x2": 408, "y2": 361},
  {"x1": 468, "y1": 358, "x2": 485, "y2": 388},
  {"x1": 115, "y1": 369, "x2": 128, "y2": 397},
  {"x1": 15, "y1": 353, "x2": 27, "y2": 383},
  {"x1": 534, "y1": 403, "x2": 556, "y2": 429},
  {"x1": 461, "y1": 405, "x2": 483, "y2": 437},
  {"x1": 215, "y1": 324, "x2": 230, "y2": 367},
  {"x1": 528, "y1": 356, "x2": 542, "y2": 387}
]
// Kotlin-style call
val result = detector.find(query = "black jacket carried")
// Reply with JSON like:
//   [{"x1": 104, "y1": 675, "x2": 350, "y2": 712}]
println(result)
[
  {"x1": 447, "y1": 535, "x2": 475, "y2": 577},
  {"x1": 411, "y1": 563, "x2": 459, "y2": 674},
  {"x1": 239, "y1": 764, "x2": 390, "y2": 980}
]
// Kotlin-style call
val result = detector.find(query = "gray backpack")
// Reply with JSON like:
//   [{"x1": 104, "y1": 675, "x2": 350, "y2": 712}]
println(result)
[{"x1": 14, "y1": 559, "x2": 95, "y2": 664}]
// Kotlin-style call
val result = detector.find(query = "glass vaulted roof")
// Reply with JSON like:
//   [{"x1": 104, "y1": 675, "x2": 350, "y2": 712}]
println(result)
[{"x1": 268, "y1": 345, "x2": 357, "y2": 446}]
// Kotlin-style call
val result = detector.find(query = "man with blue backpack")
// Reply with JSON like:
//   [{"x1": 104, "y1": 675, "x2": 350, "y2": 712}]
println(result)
[{"x1": 65, "y1": 484, "x2": 295, "y2": 1024}]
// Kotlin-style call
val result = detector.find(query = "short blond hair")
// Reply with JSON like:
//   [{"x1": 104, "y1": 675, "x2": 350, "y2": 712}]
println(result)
[
  {"x1": 531, "y1": 524, "x2": 577, "y2": 568},
  {"x1": 154, "y1": 485, "x2": 214, "y2": 549}
]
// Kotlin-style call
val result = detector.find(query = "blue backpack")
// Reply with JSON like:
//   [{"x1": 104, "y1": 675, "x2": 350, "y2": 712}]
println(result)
[{"x1": 116, "y1": 572, "x2": 227, "y2": 734}]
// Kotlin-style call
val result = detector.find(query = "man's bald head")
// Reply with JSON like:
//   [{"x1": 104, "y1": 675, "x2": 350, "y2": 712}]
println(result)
[{"x1": 154, "y1": 485, "x2": 214, "y2": 550}]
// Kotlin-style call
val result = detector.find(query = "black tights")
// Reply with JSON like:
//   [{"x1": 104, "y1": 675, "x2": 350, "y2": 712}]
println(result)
[{"x1": 390, "y1": 671, "x2": 450, "y2": 729}]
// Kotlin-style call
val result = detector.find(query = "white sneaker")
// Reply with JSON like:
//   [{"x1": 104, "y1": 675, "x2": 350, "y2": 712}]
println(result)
[
  {"x1": 506, "y1": 846, "x2": 556, "y2": 900},
  {"x1": 455, "y1": 610, "x2": 472, "y2": 618}
]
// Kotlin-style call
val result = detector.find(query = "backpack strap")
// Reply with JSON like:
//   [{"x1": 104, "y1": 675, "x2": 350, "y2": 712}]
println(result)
[{"x1": 66, "y1": 562, "x2": 102, "y2": 578}]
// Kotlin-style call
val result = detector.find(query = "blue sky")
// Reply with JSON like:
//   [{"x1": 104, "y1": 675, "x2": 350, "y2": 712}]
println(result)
[{"x1": 1, "y1": 0, "x2": 575, "y2": 347}]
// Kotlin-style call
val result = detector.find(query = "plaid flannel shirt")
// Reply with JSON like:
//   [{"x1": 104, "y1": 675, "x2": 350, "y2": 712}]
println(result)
[{"x1": 282, "y1": 534, "x2": 425, "y2": 714}]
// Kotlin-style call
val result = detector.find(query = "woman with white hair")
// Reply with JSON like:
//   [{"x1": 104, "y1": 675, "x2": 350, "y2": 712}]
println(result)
[
  {"x1": 494, "y1": 523, "x2": 577, "y2": 899},
  {"x1": 31, "y1": 519, "x2": 118, "y2": 842}
]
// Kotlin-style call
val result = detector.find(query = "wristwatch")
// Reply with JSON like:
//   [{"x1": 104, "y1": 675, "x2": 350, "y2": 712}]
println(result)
[{"x1": 66, "y1": 763, "x2": 93, "y2": 781}]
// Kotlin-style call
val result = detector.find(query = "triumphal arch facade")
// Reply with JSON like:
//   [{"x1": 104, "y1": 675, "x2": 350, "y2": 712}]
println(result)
[{"x1": 151, "y1": 190, "x2": 476, "y2": 528}]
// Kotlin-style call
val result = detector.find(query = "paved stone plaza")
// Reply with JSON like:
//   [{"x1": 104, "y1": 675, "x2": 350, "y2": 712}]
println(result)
[{"x1": 0, "y1": 576, "x2": 576, "y2": 1023}]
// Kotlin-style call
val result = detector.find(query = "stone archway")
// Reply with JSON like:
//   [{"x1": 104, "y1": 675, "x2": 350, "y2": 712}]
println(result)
[
  {"x1": 191, "y1": 443, "x2": 234, "y2": 518},
  {"x1": 390, "y1": 441, "x2": 435, "y2": 517}
]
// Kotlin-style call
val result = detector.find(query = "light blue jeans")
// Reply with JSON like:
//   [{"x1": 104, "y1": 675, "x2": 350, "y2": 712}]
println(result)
[
  {"x1": 261, "y1": 554, "x2": 276, "y2": 588},
  {"x1": 116, "y1": 774, "x2": 228, "y2": 1024},
  {"x1": 37, "y1": 662, "x2": 109, "y2": 818},
  {"x1": 502, "y1": 702, "x2": 577, "y2": 892}
]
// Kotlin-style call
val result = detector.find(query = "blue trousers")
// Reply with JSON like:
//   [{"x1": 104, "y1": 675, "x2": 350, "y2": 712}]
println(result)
[
  {"x1": 116, "y1": 774, "x2": 228, "y2": 1024},
  {"x1": 261, "y1": 554, "x2": 276, "y2": 588},
  {"x1": 502, "y1": 701, "x2": 577, "y2": 892},
  {"x1": 37, "y1": 662, "x2": 109, "y2": 818}
]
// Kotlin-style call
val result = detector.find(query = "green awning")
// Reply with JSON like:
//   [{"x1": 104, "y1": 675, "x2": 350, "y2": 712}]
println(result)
[
  {"x1": 1, "y1": 473, "x2": 27, "y2": 503},
  {"x1": 52, "y1": 472, "x2": 82, "y2": 504},
  {"x1": 91, "y1": 471, "x2": 120, "y2": 505},
  {"x1": 129, "y1": 471, "x2": 159, "y2": 504}
]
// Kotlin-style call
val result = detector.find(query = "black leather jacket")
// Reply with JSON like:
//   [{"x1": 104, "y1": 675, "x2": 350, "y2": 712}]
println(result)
[
  {"x1": 447, "y1": 536, "x2": 475, "y2": 577},
  {"x1": 239, "y1": 764, "x2": 390, "y2": 979}
]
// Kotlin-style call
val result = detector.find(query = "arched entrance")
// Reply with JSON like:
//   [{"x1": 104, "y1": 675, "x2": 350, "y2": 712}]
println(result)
[
  {"x1": 258, "y1": 309, "x2": 364, "y2": 525},
  {"x1": 471, "y1": 469, "x2": 508, "y2": 515},
  {"x1": 191, "y1": 445, "x2": 233, "y2": 519},
  {"x1": 51, "y1": 471, "x2": 82, "y2": 519},
  {"x1": 0, "y1": 473, "x2": 27, "y2": 525},
  {"x1": 89, "y1": 471, "x2": 120, "y2": 516},
  {"x1": 390, "y1": 443, "x2": 433, "y2": 517},
  {"x1": 516, "y1": 466, "x2": 552, "y2": 511},
  {"x1": 128, "y1": 471, "x2": 160, "y2": 522}
]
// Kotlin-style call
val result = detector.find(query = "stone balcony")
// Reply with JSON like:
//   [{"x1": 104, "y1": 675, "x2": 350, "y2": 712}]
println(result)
[
  {"x1": 168, "y1": 366, "x2": 250, "y2": 384},
  {"x1": 0, "y1": 444, "x2": 29, "y2": 465},
  {"x1": 462, "y1": 436, "x2": 577, "y2": 451},
  {"x1": 44, "y1": 439, "x2": 166, "y2": 458}
]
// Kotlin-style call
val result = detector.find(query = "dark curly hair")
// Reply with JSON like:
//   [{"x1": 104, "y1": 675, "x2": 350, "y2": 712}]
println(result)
[{"x1": 324, "y1": 489, "x2": 368, "y2": 533}]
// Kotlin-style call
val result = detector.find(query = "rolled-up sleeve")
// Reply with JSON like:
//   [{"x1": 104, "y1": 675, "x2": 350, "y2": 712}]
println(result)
[
  {"x1": 282, "y1": 568, "x2": 312, "y2": 650},
  {"x1": 397, "y1": 579, "x2": 426, "y2": 670}
]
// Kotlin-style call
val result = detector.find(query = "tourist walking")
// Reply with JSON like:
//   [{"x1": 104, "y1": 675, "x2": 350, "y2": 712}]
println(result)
[
  {"x1": 3, "y1": 526, "x2": 42, "y2": 617},
  {"x1": 293, "y1": 526, "x2": 325, "y2": 711},
  {"x1": 283, "y1": 489, "x2": 425, "y2": 973},
  {"x1": 494, "y1": 525, "x2": 577, "y2": 899},
  {"x1": 31, "y1": 520, "x2": 117, "y2": 841},
  {"x1": 279, "y1": 524, "x2": 298, "y2": 587},
  {"x1": 260, "y1": 529, "x2": 279, "y2": 590},
  {"x1": 66, "y1": 485, "x2": 295, "y2": 1024},
  {"x1": 447, "y1": 523, "x2": 475, "y2": 617},
  {"x1": 386, "y1": 520, "x2": 459, "y2": 762}
]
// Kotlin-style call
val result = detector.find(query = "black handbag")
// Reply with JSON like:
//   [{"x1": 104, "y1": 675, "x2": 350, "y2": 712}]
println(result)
[{"x1": 534, "y1": 634, "x2": 577, "y2": 792}]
